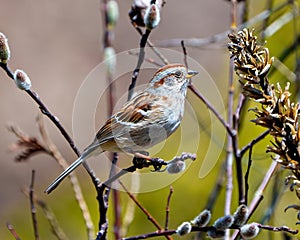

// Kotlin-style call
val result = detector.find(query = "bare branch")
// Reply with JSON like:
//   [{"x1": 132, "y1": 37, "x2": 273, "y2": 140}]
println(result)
[
  {"x1": 164, "y1": 186, "x2": 173, "y2": 230},
  {"x1": 6, "y1": 222, "x2": 21, "y2": 240},
  {"x1": 29, "y1": 170, "x2": 39, "y2": 240}
]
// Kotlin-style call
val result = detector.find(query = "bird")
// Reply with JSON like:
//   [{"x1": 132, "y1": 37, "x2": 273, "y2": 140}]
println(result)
[{"x1": 45, "y1": 63, "x2": 198, "y2": 194}]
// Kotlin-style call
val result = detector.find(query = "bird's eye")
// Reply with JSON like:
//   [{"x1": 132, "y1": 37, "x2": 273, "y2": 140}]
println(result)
[{"x1": 174, "y1": 70, "x2": 182, "y2": 78}]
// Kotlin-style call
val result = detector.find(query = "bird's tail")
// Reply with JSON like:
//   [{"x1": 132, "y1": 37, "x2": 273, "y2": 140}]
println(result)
[
  {"x1": 45, "y1": 156, "x2": 84, "y2": 194},
  {"x1": 45, "y1": 143, "x2": 101, "y2": 194}
]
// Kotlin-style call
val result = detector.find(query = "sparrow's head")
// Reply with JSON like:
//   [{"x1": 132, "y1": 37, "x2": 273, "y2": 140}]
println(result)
[{"x1": 150, "y1": 64, "x2": 198, "y2": 94}]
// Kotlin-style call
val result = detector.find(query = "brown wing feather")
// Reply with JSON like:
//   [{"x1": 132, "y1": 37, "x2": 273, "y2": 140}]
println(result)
[{"x1": 95, "y1": 91, "x2": 153, "y2": 145}]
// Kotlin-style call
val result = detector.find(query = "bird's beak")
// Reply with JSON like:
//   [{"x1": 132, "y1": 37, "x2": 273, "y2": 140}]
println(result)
[{"x1": 186, "y1": 69, "x2": 199, "y2": 78}]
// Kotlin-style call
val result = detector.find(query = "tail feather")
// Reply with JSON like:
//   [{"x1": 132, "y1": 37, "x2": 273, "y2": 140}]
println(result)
[
  {"x1": 45, "y1": 156, "x2": 84, "y2": 194},
  {"x1": 45, "y1": 141, "x2": 103, "y2": 194}
]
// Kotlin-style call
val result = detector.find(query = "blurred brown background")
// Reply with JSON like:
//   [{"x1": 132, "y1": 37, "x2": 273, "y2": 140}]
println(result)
[{"x1": 1, "y1": 0, "x2": 297, "y2": 239}]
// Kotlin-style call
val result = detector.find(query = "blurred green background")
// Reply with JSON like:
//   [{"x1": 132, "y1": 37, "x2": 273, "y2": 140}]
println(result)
[{"x1": 0, "y1": 0, "x2": 299, "y2": 239}]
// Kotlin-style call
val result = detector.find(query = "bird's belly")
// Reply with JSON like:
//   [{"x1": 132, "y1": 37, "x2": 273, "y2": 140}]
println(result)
[{"x1": 114, "y1": 120, "x2": 180, "y2": 152}]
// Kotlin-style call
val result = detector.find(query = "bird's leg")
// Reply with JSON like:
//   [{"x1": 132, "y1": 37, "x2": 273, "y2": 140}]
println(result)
[
  {"x1": 133, "y1": 151, "x2": 167, "y2": 171},
  {"x1": 132, "y1": 151, "x2": 150, "y2": 169}
]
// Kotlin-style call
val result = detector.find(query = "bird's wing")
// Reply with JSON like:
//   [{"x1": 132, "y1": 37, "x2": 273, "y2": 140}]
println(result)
[{"x1": 94, "y1": 91, "x2": 157, "y2": 145}]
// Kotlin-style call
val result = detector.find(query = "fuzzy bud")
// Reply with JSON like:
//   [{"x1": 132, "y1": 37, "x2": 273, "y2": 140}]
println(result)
[
  {"x1": 232, "y1": 204, "x2": 248, "y2": 226},
  {"x1": 207, "y1": 229, "x2": 225, "y2": 239},
  {"x1": 14, "y1": 69, "x2": 31, "y2": 90},
  {"x1": 132, "y1": 0, "x2": 164, "y2": 9},
  {"x1": 176, "y1": 221, "x2": 192, "y2": 236},
  {"x1": 240, "y1": 223, "x2": 260, "y2": 239},
  {"x1": 132, "y1": 0, "x2": 150, "y2": 8},
  {"x1": 166, "y1": 160, "x2": 186, "y2": 174},
  {"x1": 0, "y1": 32, "x2": 10, "y2": 63},
  {"x1": 191, "y1": 209, "x2": 211, "y2": 227},
  {"x1": 143, "y1": 3, "x2": 160, "y2": 30},
  {"x1": 104, "y1": 47, "x2": 116, "y2": 76},
  {"x1": 213, "y1": 215, "x2": 234, "y2": 230},
  {"x1": 107, "y1": 1, "x2": 119, "y2": 28}
]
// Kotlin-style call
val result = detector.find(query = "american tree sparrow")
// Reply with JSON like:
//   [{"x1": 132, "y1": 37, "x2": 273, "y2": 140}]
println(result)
[{"x1": 45, "y1": 63, "x2": 198, "y2": 193}]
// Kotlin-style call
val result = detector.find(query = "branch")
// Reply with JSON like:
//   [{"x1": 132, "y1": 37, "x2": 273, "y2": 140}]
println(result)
[
  {"x1": 37, "y1": 115, "x2": 94, "y2": 239},
  {"x1": 128, "y1": 29, "x2": 151, "y2": 100},
  {"x1": 29, "y1": 170, "x2": 39, "y2": 240},
  {"x1": 119, "y1": 181, "x2": 171, "y2": 240},
  {"x1": 239, "y1": 130, "x2": 270, "y2": 157},
  {"x1": 122, "y1": 229, "x2": 176, "y2": 240},
  {"x1": 100, "y1": 0, "x2": 120, "y2": 237},
  {"x1": 6, "y1": 222, "x2": 21, "y2": 240},
  {"x1": 188, "y1": 84, "x2": 234, "y2": 138},
  {"x1": 164, "y1": 186, "x2": 173, "y2": 231},
  {"x1": 0, "y1": 62, "x2": 98, "y2": 186},
  {"x1": 130, "y1": 23, "x2": 168, "y2": 65},
  {"x1": 157, "y1": 1, "x2": 290, "y2": 48},
  {"x1": 102, "y1": 153, "x2": 196, "y2": 188},
  {"x1": 22, "y1": 187, "x2": 68, "y2": 240},
  {"x1": 244, "y1": 143, "x2": 253, "y2": 206},
  {"x1": 232, "y1": 160, "x2": 280, "y2": 239},
  {"x1": 258, "y1": 223, "x2": 298, "y2": 235}
]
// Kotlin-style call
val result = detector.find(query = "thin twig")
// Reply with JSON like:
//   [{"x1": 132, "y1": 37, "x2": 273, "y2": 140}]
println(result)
[
  {"x1": 122, "y1": 221, "x2": 299, "y2": 240},
  {"x1": 6, "y1": 222, "x2": 21, "y2": 240},
  {"x1": 131, "y1": 24, "x2": 169, "y2": 65},
  {"x1": 96, "y1": 222, "x2": 108, "y2": 240},
  {"x1": 102, "y1": 153, "x2": 191, "y2": 187},
  {"x1": 103, "y1": 165, "x2": 137, "y2": 188},
  {"x1": 260, "y1": 171, "x2": 285, "y2": 224},
  {"x1": 121, "y1": 174, "x2": 140, "y2": 237},
  {"x1": 188, "y1": 84, "x2": 234, "y2": 137},
  {"x1": 127, "y1": 51, "x2": 163, "y2": 67},
  {"x1": 181, "y1": 40, "x2": 188, "y2": 68},
  {"x1": 119, "y1": 181, "x2": 172, "y2": 240},
  {"x1": 157, "y1": 1, "x2": 290, "y2": 48},
  {"x1": 122, "y1": 229, "x2": 176, "y2": 240},
  {"x1": 37, "y1": 115, "x2": 95, "y2": 239},
  {"x1": 233, "y1": 160, "x2": 280, "y2": 239},
  {"x1": 225, "y1": 16, "x2": 236, "y2": 214},
  {"x1": 128, "y1": 29, "x2": 151, "y2": 100},
  {"x1": 233, "y1": 94, "x2": 246, "y2": 130},
  {"x1": 99, "y1": 0, "x2": 115, "y2": 237},
  {"x1": 239, "y1": 130, "x2": 270, "y2": 157},
  {"x1": 244, "y1": 142, "x2": 253, "y2": 206},
  {"x1": 108, "y1": 154, "x2": 121, "y2": 239},
  {"x1": 164, "y1": 186, "x2": 173, "y2": 230},
  {"x1": 258, "y1": 224, "x2": 298, "y2": 235},
  {"x1": 29, "y1": 170, "x2": 39, "y2": 240},
  {"x1": 224, "y1": 3, "x2": 238, "y2": 239},
  {"x1": 22, "y1": 187, "x2": 68, "y2": 240},
  {"x1": 101, "y1": 0, "x2": 121, "y2": 236},
  {"x1": 97, "y1": 185, "x2": 108, "y2": 239},
  {"x1": 0, "y1": 62, "x2": 98, "y2": 186}
]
